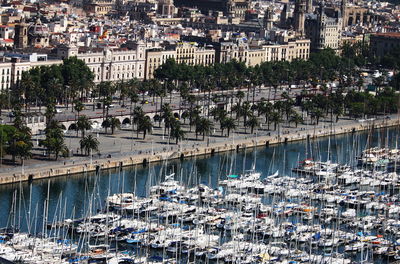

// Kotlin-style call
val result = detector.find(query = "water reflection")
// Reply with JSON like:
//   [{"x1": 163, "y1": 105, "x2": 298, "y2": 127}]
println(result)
[{"x1": 0, "y1": 126, "x2": 399, "y2": 232}]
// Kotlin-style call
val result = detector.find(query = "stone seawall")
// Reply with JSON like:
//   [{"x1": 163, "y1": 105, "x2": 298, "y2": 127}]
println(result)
[{"x1": 0, "y1": 119, "x2": 398, "y2": 185}]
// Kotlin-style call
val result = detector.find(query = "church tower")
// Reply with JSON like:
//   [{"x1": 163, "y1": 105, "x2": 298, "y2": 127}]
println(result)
[
  {"x1": 280, "y1": 4, "x2": 288, "y2": 28},
  {"x1": 306, "y1": 0, "x2": 313, "y2": 13},
  {"x1": 264, "y1": 7, "x2": 274, "y2": 31},
  {"x1": 14, "y1": 18, "x2": 28, "y2": 49},
  {"x1": 341, "y1": 0, "x2": 347, "y2": 29},
  {"x1": 294, "y1": 0, "x2": 306, "y2": 37}
]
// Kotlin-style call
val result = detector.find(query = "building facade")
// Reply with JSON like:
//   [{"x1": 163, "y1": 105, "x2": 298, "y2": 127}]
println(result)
[
  {"x1": 370, "y1": 33, "x2": 400, "y2": 57},
  {"x1": 83, "y1": 0, "x2": 115, "y2": 15},
  {"x1": 305, "y1": 5, "x2": 341, "y2": 51},
  {"x1": 0, "y1": 54, "x2": 62, "y2": 91},
  {"x1": 145, "y1": 42, "x2": 215, "y2": 79},
  {"x1": 57, "y1": 42, "x2": 146, "y2": 82}
]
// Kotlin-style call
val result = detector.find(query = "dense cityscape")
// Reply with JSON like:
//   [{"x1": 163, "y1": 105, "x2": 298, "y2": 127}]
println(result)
[{"x1": 0, "y1": 0, "x2": 399, "y2": 263}]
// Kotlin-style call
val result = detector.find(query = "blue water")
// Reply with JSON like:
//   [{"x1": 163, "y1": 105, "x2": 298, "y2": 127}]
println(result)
[{"x1": 0, "y1": 126, "x2": 399, "y2": 233}]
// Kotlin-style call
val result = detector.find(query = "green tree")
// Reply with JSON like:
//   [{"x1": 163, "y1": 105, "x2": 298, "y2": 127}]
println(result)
[
  {"x1": 311, "y1": 109, "x2": 325, "y2": 125},
  {"x1": 80, "y1": 135, "x2": 99, "y2": 156},
  {"x1": 61, "y1": 56, "x2": 94, "y2": 102},
  {"x1": 290, "y1": 112, "x2": 303, "y2": 128},
  {"x1": 196, "y1": 117, "x2": 213, "y2": 140},
  {"x1": 8, "y1": 110, "x2": 32, "y2": 164},
  {"x1": 270, "y1": 111, "x2": 282, "y2": 131},
  {"x1": 102, "y1": 118, "x2": 111, "y2": 134},
  {"x1": 245, "y1": 115, "x2": 259, "y2": 134},
  {"x1": 137, "y1": 116, "x2": 153, "y2": 139},
  {"x1": 221, "y1": 117, "x2": 236, "y2": 137},
  {"x1": 40, "y1": 120, "x2": 68, "y2": 160},
  {"x1": 0, "y1": 91, "x2": 9, "y2": 116},
  {"x1": 109, "y1": 117, "x2": 121, "y2": 134},
  {"x1": 170, "y1": 120, "x2": 186, "y2": 144},
  {"x1": 74, "y1": 100, "x2": 85, "y2": 118},
  {"x1": 77, "y1": 115, "x2": 92, "y2": 138}
]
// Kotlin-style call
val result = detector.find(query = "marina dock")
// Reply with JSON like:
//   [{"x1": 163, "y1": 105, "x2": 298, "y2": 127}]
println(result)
[{"x1": 0, "y1": 118, "x2": 398, "y2": 185}]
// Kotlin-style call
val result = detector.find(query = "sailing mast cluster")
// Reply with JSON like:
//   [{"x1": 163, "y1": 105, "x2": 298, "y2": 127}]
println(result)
[{"x1": 2, "y1": 151, "x2": 400, "y2": 263}]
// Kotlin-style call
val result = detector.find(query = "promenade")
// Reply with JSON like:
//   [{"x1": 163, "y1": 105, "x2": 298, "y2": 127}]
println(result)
[{"x1": 0, "y1": 115, "x2": 397, "y2": 185}]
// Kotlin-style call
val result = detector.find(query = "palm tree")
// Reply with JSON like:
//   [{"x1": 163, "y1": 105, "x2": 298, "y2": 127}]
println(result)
[
  {"x1": 74, "y1": 100, "x2": 85, "y2": 118},
  {"x1": 170, "y1": 120, "x2": 186, "y2": 144},
  {"x1": 270, "y1": 111, "x2": 282, "y2": 131},
  {"x1": 109, "y1": 117, "x2": 121, "y2": 134},
  {"x1": 132, "y1": 106, "x2": 145, "y2": 131},
  {"x1": 332, "y1": 105, "x2": 343, "y2": 122},
  {"x1": 241, "y1": 102, "x2": 252, "y2": 133},
  {"x1": 258, "y1": 101, "x2": 273, "y2": 129},
  {"x1": 236, "y1": 91, "x2": 245, "y2": 106},
  {"x1": 231, "y1": 103, "x2": 242, "y2": 120},
  {"x1": 161, "y1": 103, "x2": 174, "y2": 133},
  {"x1": 128, "y1": 79, "x2": 140, "y2": 110},
  {"x1": 196, "y1": 117, "x2": 213, "y2": 140},
  {"x1": 138, "y1": 116, "x2": 153, "y2": 139},
  {"x1": 80, "y1": 135, "x2": 99, "y2": 156},
  {"x1": 311, "y1": 109, "x2": 324, "y2": 125},
  {"x1": 41, "y1": 120, "x2": 68, "y2": 160},
  {"x1": 0, "y1": 91, "x2": 10, "y2": 116},
  {"x1": 181, "y1": 110, "x2": 189, "y2": 124},
  {"x1": 221, "y1": 117, "x2": 236, "y2": 137},
  {"x1": 77, "y1": 115, "x2": 92, "y2": 138},
  {"x1": 102, "y1": 118, "x2": 111, "y2": 134},
  {"x1": 188, "y1": 106, "x2": 201, "y2": 132},
  {"x1": 246, "y1": 115, "x2": 259, "y2": 134},
  {"x1": 290, "y1": 112, "x2": 303, "y2": 128}
]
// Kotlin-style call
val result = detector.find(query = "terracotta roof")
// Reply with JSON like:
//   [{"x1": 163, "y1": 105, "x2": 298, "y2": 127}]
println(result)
[
  {"x1": 23, "y1": 6, "x2": 37, "y2": 12},
  {"x1": 372, "y1": 32, "x2": 400, "y2": 38}
]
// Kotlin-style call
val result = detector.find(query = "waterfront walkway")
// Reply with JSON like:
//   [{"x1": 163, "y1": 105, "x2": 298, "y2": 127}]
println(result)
[{"x1": 0, "y1": 115, "x2": 398, "y2": 185}]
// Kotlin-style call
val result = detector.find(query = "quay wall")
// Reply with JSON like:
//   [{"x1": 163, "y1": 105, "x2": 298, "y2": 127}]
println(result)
[{"x1": 0, "y1": 119, "x2": 398, "y2": 185}]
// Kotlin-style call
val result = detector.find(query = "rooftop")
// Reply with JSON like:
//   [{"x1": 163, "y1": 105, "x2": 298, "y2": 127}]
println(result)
[{"x1": 372, "y1": 32, "x2": 400, "y2": 38}]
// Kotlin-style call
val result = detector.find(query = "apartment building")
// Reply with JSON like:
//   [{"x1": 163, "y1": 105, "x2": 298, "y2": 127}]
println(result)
[
  {"x1": 57, "y1": 42, "x2": 147, "y2": 82},
  {"x1": 305, "y1": 6, "x2": 341, "y2": 51},
  {"x1": 175, "y1": 42, "x2": 215, "y2": 66},
  {"x1": 219, "y1": 38, "x2": 310, "y2": 65},
  {"x1": 145, "y1": 42, "x2": 215, "y2": 79},
  {"x1": 0, "y1": 53, "x2": 62, "y2": 91},
  {"x1": 145, "y1": 49, "x2": 176, "y2": 79},
  {"x1": 370, "y1": 32, "x2": 400, "y2": 57}
]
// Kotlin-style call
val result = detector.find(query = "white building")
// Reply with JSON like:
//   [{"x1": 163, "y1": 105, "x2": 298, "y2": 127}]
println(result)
[
  {"x1": 0, "y1": 54, "x2": 62, "y2": 91},
  {"x1": 57, "y1": 41, "x2": 147, "y2": 82}
]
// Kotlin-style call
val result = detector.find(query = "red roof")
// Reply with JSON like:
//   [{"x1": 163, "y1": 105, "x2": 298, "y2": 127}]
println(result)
[
  {"x1": 373, "y1": 32, "x2": 400, "y2": 38},
  {"x1": 23, "y1": 6, "x2": 37, "y2": 12}
]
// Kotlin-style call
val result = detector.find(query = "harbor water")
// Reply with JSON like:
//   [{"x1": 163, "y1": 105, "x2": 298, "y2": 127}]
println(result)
[{"x1": 0, "y1": 126, "x2": 399, "y2": 234}]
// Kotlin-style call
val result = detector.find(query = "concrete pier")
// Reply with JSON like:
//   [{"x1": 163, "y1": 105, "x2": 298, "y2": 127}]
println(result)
[{"x1": 0, "y1": 118, "x2": 397, "y2": 185}]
